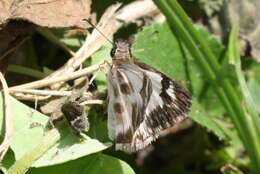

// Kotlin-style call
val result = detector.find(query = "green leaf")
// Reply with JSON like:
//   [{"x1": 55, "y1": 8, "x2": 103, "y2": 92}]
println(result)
[
  {"x1": 28, "y1": 154, "x2": 135, "y2": 174},
  {"x1": 33, "y1": 135, "x2": 112, "y2": 167},
  {"x1": 199, "y1": 87, "x2": 226, "y2": 115},
  {"x1": 189, "y1": 99, "x2": 241, "y2": 146},
  {"x1": 0, "y1": 94, "x2": 112, "y2": 173},
  {"x1": 30, "y1": 108, "x2": 112, "y2": 168},
  {"x1": 133, "y1": 23, "x2": 187, "y2": 80},
  {"x1": 0, "y1": 94, "x2": 49, "y2": 161}
]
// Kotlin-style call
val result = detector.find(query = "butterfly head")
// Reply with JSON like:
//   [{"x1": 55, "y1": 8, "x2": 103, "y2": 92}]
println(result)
[{"x1": 111, "y1": 39, "x2": 133, "y2": 61}]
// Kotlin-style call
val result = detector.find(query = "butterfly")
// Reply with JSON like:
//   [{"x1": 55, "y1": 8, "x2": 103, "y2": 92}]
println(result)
[{"x1": 106, "y1": 39, "x2": 192, "y2": 153}]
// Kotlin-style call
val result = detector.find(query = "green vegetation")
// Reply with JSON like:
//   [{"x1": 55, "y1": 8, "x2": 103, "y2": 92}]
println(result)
[{"x1": 0, "y1": 0, "x2": 259, "y2": 174}]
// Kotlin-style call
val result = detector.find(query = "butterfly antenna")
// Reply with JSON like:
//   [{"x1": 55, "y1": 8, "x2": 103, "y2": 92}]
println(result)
[{"x1": 83, "y1": 19, "x2": 113, "y2": 45}]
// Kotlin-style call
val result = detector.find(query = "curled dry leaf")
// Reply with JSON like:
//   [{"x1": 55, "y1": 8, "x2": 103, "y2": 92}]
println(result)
[{"x1": 0, "y1": 0, "x2": 91, "y2": 28}]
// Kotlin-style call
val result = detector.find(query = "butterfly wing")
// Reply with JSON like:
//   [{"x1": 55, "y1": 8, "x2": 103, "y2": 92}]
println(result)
[
  {"x1": 107, "y1": 61, "x2": 191, "y2": 153},
  {"x1": 107, "y1": 62, "x2": 150, "y2": 152},
  {"x1": 131, "y1": 61, "x2": 192, "y2": 150}
]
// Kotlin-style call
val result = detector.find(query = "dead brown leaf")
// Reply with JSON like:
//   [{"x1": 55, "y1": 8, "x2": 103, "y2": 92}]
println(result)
[
  {"x1": 0, "y1": 0, "x2": 91, "y2": 73},
  {"x1": 1, "y1": 0, "x2": 91, "y2": 28}
]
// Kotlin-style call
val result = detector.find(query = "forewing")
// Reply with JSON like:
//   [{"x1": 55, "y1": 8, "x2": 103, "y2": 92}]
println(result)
[{"x1": 107, "y1": 62, "x2": 152, "y2": 152}]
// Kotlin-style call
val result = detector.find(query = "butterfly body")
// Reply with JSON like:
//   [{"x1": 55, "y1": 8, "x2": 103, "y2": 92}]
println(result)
[{"x1": 107, "y1": 39, "x2": 192, "y2": 153}]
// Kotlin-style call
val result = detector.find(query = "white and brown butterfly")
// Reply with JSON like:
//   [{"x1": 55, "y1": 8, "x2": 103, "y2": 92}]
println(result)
[{"x1": 106, "y1": 39, "x2": 192, "y2": 153}]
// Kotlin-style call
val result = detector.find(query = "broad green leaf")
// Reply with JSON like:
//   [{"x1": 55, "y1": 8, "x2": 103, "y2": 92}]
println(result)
[
  {"x1": 33, "y1": 134, "x2": 112, "y2": 167},
  {"x1": 133, "y1": 23, "x2": 187, "y2": 81},
  {"x1": 0, "y1": 94, "x2": 49, "y2": 161},
  {"x1": 0, "y1": 94, "x2": 112, "y2": 171},
  {"x1": 199, "y1": 87, "x2": 226, "y2": 116},
  {"x1": 32, "y1": 106, "x2": 112, "y2": 167},
  {"x1": 7, "y1": 122, "x2": 111, "y2": 173},
  {"x1": 189, "y1": 99, "x2": 242, "y2": 146},
  {"x1": 28, "y1": 154, "x2": 135, "y2": 174}
]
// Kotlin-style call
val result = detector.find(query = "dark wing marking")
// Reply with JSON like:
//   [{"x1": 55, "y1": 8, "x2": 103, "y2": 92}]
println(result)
[
  {"x1": 107, "y1": 62, "x2": 149, "y2": 152},
  {"x1": 107, "y1": 61, "x2": 191, "y2": 153},
  {"x1": 130, "y1": 61, "x2": 192, "y2": 151}
]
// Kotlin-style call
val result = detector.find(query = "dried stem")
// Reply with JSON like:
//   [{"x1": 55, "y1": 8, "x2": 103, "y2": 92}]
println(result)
[
  {"x1": 10, "y1": 89, "x2": 92, "y2": 97},
  {"x1": 80, "y1": 99, "x2": 104, "y2": 105},
  {"x1": 0, "y1": 72, "x2": 13, "y2": 161},
  {"x1": 13, "y1": 94, "x2": 50, "y2": 101},
  {"x1": 9, "y1": 61, "x2": 109, "y2": 91}
]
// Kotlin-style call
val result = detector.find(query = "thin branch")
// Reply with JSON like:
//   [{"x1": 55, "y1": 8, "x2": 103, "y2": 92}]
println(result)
[
  {"x1": 80, "y1": 99, "x2": 104, "y2": 105},
  {"x1": 0, "y1": 72, "x2": 13, "y2": 161},
  {"x1": 10, "y1": 89, "x2": 92, "y2": 97},
  {"x1": 9, "y1": 61, "x2": 109, "y2": 91},
  {"x1": 11, "y1": 94, "x2": 51, "y2": 101}
]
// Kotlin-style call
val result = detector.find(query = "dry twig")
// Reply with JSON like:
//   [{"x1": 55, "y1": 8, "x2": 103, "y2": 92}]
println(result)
[
  {"x1": 80, "y1": 99, "x2": 104, "y2": 105},
  {"x1": 10, "y1": 89, "x2": 92, "y2": 97},
  {"x1": 13, "y1": 94, "x2": 50, "y2": 101},
  {"x1": 9, "y1": 61, "x2": 109, "y2": 91},
  {"x1": 0, "y1": 72, "x2": 13, "y2": 161},
  {"x1": 10, "y1": 89, "x2": 94, "y2": 102}
]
